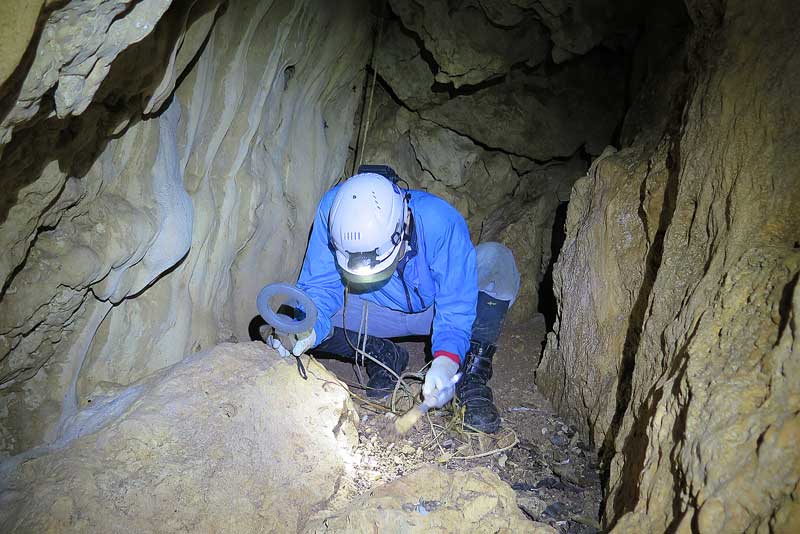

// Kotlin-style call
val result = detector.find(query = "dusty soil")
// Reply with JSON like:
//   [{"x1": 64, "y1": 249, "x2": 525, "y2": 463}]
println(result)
[{"x1": 315, "y1": 313, "x2": 602, "y2": 533}]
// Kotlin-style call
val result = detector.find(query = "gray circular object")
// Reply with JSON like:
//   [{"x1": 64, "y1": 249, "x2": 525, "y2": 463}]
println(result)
[{"x1": 256, "y1": 283, "x2": 317, "y2": 334}]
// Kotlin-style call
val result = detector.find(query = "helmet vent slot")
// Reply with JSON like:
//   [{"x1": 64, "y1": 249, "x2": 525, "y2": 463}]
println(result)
[{"x1": 344, "y1": 231, "x2": 361, "y2": 241}]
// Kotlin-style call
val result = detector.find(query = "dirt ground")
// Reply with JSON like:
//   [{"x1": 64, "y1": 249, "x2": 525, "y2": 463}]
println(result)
[{"x1": 316, "y1": 314, "x2": 602, "y2": 533}]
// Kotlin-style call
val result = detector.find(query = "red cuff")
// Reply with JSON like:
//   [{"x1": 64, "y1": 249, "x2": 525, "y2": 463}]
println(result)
[{"x1": 434, "y1": 350, "x2": 461, "y2": 365}]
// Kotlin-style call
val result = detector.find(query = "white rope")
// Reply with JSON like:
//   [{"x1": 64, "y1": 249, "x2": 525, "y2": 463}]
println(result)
[
  {"x1": 343, "y1": 286, "x2": 406, "y2": 385},
  {"x1": 356, "y1": 5, "x2": 386, "y2": 169},
  {"x1": 341, "y1": 284, "x2": 425, "y2": 413}
]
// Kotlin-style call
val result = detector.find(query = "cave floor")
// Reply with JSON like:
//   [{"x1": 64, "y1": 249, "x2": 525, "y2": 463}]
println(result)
[{"x1": 317, "y1": 314, "x2": 602, "y2": 533}]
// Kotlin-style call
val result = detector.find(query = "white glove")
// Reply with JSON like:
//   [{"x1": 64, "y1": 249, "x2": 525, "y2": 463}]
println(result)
[
  {"x1": 423, "y1": 357, "x2": 460, "y2": 408},
  {"x1": 268, "y1": 330, "x2": 317, "y2": 358}
]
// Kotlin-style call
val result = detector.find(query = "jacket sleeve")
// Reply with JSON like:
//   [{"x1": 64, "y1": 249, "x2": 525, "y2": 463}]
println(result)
[
  {"x1": 296, "y1": 190, "x2": 344, "y2": 345},
  {"x1": 428, "y1": 211, "x2": 478, "y2": 365}
]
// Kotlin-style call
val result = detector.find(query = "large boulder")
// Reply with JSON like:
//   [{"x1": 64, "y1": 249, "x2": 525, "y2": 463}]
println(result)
[
  {"x1": 0, "y1": 342, "x2": 359, "y2": 533},
  {"x1": 538, "y1": 145, "x2": 664, "y2": 445}
]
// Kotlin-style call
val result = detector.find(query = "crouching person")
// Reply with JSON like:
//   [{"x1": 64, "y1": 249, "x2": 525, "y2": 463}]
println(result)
[{"x1": 262, "y1": 169, "x2": 519, "y2": 433}]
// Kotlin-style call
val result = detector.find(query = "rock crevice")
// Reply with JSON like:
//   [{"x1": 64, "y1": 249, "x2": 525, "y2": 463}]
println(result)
[{"x1": 538, "y1": 0, "x2": 800, "y2": 530}]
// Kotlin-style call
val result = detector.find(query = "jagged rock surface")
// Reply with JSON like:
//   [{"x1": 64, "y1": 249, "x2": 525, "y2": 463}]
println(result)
[
  {"x1": 386, "y1": 0, "x2": 644, "y2": 87},
  {"x1": 539, "y1": 0, "x2": 800, "y2": 530},
  {"x1": 0, "y1": 343, "x2": 359, "y2": 533},
  {"x1": 0, "y1": 0, "x2": 371, "y2": 456},
  {"x1": 389, "y1": 0, "x2": 550, "y2": 87},
  {"x1": 539, "y1": 145, "x2": 666, "y2": 447},
  {"x1": 305, "y1": 465, "x2": 556, "y2": 533},
  {"x1": 418, "y1": 49, "x2": 626, "y2": 161},
  {"x1": 363, "y1": 0, "x2": 635, "y2": 320},
  {"x1": 526, "y1": 0, "x2": 643, "y2": 58},
  {"x1": 0, "y1": 0, "x2": 177, "y2": 148},
  {"x1": 360, "y1": 88, "x2": 585, "y2": 319},
  {"x1": 373, "y1": 18, "x2": 444, "y2": 110},
  {"x1": 362, "y1": 90, "x2": 520, "y2": 235}
]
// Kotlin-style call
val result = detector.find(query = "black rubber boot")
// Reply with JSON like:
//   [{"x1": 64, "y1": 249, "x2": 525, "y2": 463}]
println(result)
[
  {"x1": 457, "y1": 340, "x2": 501, "y2": 433},
  {"x1": 363, "y1": 336, "x2": 409, "y2": 400},
  {"x1": 313, "y1": 327, "x2": 409, "y2": 400}
]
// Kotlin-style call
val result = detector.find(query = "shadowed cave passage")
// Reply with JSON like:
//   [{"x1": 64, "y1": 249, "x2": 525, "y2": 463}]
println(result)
[{"x1": 0, "y1": 0, "x2": 798, "y2": 533}]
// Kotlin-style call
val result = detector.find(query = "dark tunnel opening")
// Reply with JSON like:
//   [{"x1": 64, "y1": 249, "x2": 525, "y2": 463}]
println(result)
[{"x1": 539, "y1": 200, "x2": 570, "y2": 333}]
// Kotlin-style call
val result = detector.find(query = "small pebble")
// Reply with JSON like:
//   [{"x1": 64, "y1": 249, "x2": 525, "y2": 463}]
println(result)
[
  {"x1": 549, "y1": 433, "x2": 569, "y2": 447},
  {"x1": 401, "y1": 444, "x2": 416, "y2": 455},
  {"x1": 517, "y1": 494, "x2": 547, "y2": 518},
  {"x1": 543, "y1": 501, "x2": 568, "y2": 519}
]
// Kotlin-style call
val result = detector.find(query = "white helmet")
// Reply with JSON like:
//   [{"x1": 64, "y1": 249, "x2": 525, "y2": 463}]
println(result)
[{"x1": 329, "y1": 173, "x2": 408, "y2": 285}]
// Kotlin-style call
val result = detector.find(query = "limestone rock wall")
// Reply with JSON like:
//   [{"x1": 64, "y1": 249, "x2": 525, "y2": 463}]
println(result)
[
  {"x1": 361, "y1": 0, "x2": 641, "y2": 321},
  {"x1": 539, "y1": 0, "x2": 800, "y2": 530},
  {"x1": 0, "y1": 0, "x2": 371, "y2": 456}
]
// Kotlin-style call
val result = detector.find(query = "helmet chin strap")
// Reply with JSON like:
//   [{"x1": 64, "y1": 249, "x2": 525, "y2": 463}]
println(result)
[{"x1": 403, "y1": 206, "x2": 411, "y2": 239}]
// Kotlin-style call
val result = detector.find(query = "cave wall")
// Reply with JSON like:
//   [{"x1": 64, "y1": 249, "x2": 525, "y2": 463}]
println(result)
[
  {"x1": 539, "y1": 0, "x2": 800, "y2": 530},
  {"x1": 3, "y1": 1, "x2": 796, "y2": 528},
  {"x1": 360, "y1": 0, "x2": 643, "y2": 322},
  {"x1": 0, "y1": 0, "x2": 371, "y2": 456}
]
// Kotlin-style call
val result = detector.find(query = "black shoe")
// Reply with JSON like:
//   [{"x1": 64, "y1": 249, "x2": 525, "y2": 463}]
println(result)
[
  {"x1": 457, "y1": 340, "x2": 501, "y2": 433},
  {"x1": 363, "y1": 336, "x2": 409, "y2": 400},
  {"x1": 312, "y1": 327, "x2": 409, "y2": 400}
]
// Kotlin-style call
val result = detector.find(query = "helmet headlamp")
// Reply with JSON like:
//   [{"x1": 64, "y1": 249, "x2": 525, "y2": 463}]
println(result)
[{"x1": 328, "y1": 170, "x2": 409, "y2": 286}]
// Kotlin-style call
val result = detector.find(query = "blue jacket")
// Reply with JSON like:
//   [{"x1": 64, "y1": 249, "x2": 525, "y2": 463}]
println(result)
[{"x1": 297, "y1": 187, "x2": 478, "y2": 363}]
